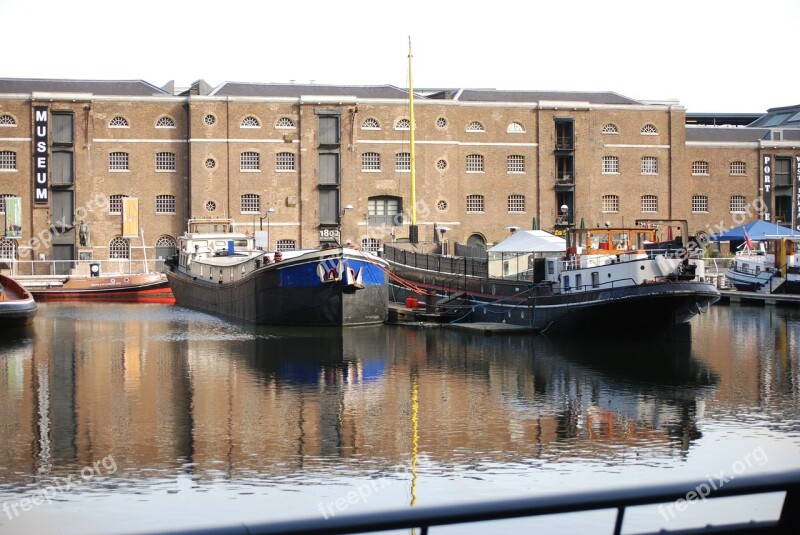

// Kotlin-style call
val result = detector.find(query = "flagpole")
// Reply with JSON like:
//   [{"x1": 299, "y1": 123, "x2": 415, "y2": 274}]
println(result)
[{"x1": 408, "y1": 36, "x2": 419, "y2": 243}]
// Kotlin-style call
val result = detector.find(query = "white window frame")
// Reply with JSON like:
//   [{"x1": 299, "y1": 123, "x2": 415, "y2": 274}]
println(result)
[
  {"x1": 109, "y1": 236, "x2": 130, "y2": 259},
  {"x1": 155, "y1": 116, "x2": 176, "y2": 128},
  {"x1": 730, "y1": 161, "x2": 746, "y2": 176},
  {"x1": 361, "y1": 238, "x2": 381, "y2": 253},
  {"x1": 0, "y1": 150, "x2": 17, "y2": 171},
  {"x1": 466, "y1": 121, "x2": 485, "y2": 133},
  {"x1": 276, "y1": 239, "x2": 296, "y2": 251},
  {"x1": 507, "y1": 122, "x2": 525, "y2": 133},
  {"x1": 395, "y1": 118, "x2": 411, "y2": 130},
  {"x1": 602, "y1": 123, "x2": 619, "y2": 134},
  {"x1": 155, "y1": 194, "x2": 176, "y2": 214},
  {"x1": 240, "y1": 116, "x2": 261, "y2": 128},
  {"x1": 692, "y1": 161, "x2": 709, "y2": 176},
  {"x1": 240, "y1": 194, "x2": 261, "y2": 214},
  {"x1": 466, "y1": 194, "x2": 484, "y2": 213},
  {"x1": 0, "y1": 114, "x2": 17, "y2": 127},
  {"x1": 641, "y1": 195, "x2": 658, "y2": 213},
  {"x1": 641, "y1": 124, "x2": 658, "y2": 135},
  {"x1": 109, "y1": 152, "x2": 129, "y2": 171},
  {"x1": 602, "y1": 156, "x2": 619, "y2": 174},
  {"x1": 692, "y1": 195, "x2": 709, "y2": 213},
  {"x1": 395, "y1": 152, "x2": 410, "y2": 172},
  {"x1": 507, "y1": 155, "x2": 525, "y2": 174},
  {"x1": 507, "y1": 194, "x2": 525, "y2": 213},
  {"x1": 602, "y1": 195, "x2": 619, "y2": 213},
  {"x1": 276, "y1": 152, "x2": 295, "y2": 171},
  {"x1": 109, "y1": 116, "x2": 129, "y2": 128},
  {"x1": 276, "y1": 117, "x2": 296, "y2": 129},
  {"x1": 155, "y1": 152, "x2": 176, "y2": 172},
  {"x1": 361, "y1": 118, "x2": 381, "y2": 130},
  {"x1": 730, "y1": 195, "x2": 747, "y2": 213},
  {"x1": 641, "y1": 156, "x2": 658, "y2": 175},
  {"x1": 466, "y1": 154, "x2": 484, "y2": 173},
  {"x1": 108, "y1": 194, "x2": 128, "y2": 215},
  {"x1": 240, "y1": 151, "x2": 260, "y2": 172},
  {"x1": 361, "y1": 152, "x2": 381, "y2": 172}
]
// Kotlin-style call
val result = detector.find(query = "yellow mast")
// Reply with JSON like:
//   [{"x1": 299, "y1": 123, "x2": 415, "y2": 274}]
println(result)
[{"x1": 408, "y1": 36, "x2": 416, "y2": 226}]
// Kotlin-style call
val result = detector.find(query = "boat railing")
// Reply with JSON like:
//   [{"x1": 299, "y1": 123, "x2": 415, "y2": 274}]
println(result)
[
  {"x1": 133, "y1": 468, "x2": 800, "y2": 535},
  {"x1": 384, "y1": 245, "x2": 488, "y2": 278},
  {"x1": 6, "y1": 258, "x2": 165, "y2": 278}
]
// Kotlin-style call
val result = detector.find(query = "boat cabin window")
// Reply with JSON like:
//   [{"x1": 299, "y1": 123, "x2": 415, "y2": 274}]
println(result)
[
  {"x1": 575, "y1": 274, "x2": 583, "y2": 290},
  {"x1": 591, "y1": 271, "x2": 600, "y2": 288},
  {"x1": 563, "y1": 275, "x2": 570, "y2": 291},
  {"x1": 547, "y1": 260, "x2": 555, "y2": 275}
]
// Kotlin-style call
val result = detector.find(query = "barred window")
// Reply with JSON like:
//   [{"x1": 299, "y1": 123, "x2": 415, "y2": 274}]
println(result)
[
  {"x1": 0, "y1": 115, "x2": 16, "y2": 126},
  {"x1": 641, "y1": 156, "x2": 658, "y2": 175},
  {"x1": 466, "y1": 194, "x2": 484, "y2": 213},
  {"x1": 276, "y1": 239, "x2": 296, "y2": 251},
  {"x1": 109, "y1": 194, "x2": 128, "y2": 215},
  {"x1": 204, "y1": 158, "x2": 216, "y2": 169},
  {"x1": 395, "y1": 118, "x2": 411, "y2": 130},
  {"x1": 466, "y1": 154, "x2": 484, "y2": 173},
  {"x1": 602, "y1": 195, "x2": 619, "y2": 213},
  {"x1": 0, "y1": 238, "x2": 15, "y2": 259},
  {"x1": 109, "y1": 236, "x2": 130, "y2": 259},
  {"x1": 602, "y1": 156, "x2": 619, "y2": 174},
  {"x1": 730, "y1": 161, "x2": 746, "y2": 176},
  {"x1": 205, "y1": 200, "x2": 217, "y2": 212},
  {"x1": 155, "y1": 152, "x2": 176, "y2": 171},
  {"x1": 240, "y1": 151, "x2": 260, "y2": 171},
  {"x1": 0, "y1": 150, "x2": 16, "y2": 170},
  {"x1": 602, "y1": 123, "x2": 619, "y2": 134},
  {"x1": 240, "y1": 116, "x2": 260, "y2": 128},
  {"x1": 276, "y1": 152, "x2": 295, "y2": 171},
  {"x1": 204, "y1": 114, "x2": 216, "y2": 126},
  {"x1": 109, "y1": 152, "x2": 129, "y2": 171},
  {"x1": 730, "y1": 195, "x2": 747, "y2": 213},
  {"x1": 641, "y1": 124, "x2": 658, "y2": 135},
  {"x1": 395, "y1": 152, "x2": 411, "y2": 171},
  {"x1": 466, "y1": 121, "x2": 485, "y2": 132},
  {"x1": 361, "y1": 238, "x2": 381, "y2": 253},
  {"x1": 437, "y1": 200, "x2": 448, "y2": 211},
  {"x1": 692, "y1": 195, "x2": 709, "y2": 213},
  {"x1": 276, "y1": 117, "x2": 295, "y2": 129},
  {"x1": 507, "y1": 122, "x2": 525, "y2": 133},
  {"x1": 641, "y1": 195, "x2": 658, "y2": 213},
  {"x1": 507, "y1": 194, "x2": 525, "y2": 213},
  {"x1": 692, "y1": 161, "x2": 709, "y2": 175},
  {"x1": 155, "y1": 116, "x2": 175, "y2": 128},
  {"x1": 436, "y1": 117, "x2": 447, "y2": 129},
  {"x1": 240, "y1": 194, "x2": 260, "y2": 214},
  {"x1": 155, "y1": 194, "x2": 176, "y2": 214},
  {"x1": 507, "y1": 155, "x2": 525, "y2": 173},
  {"x1": 362, "y1": 152, "x2": 381, "y2": 171},
  {"x1": 436, "y1": 159, "x2": 448, "y2": 171},
  {"x1": 361, "y1": 118, "x2": 380, "y2": 130},
  {"x1": 109, "y1": 116, "x2": 129, "y2": 128},
  {"x1": 0, "y1": 194, "x2": 13, "y2": 213}
]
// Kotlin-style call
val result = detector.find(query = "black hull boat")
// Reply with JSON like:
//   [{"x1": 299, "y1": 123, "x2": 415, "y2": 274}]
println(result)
[
  {"x1": 166, "y1": 219, "x2": 388, "y2": 326},
  {"x1": 385, "y1": 224, "x2": 720, "y2": 334},
  {"x1": 0, "y1": 274, "x2": 38, "y2": 328}
]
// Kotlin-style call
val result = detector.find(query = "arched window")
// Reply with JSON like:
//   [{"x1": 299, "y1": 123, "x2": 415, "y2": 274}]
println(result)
[
  {"x1": 361, "y1": 152, "x2": 381, "y2": 171},
  {"x1": 507, "y1": 122, "x2": 525, "y2": 133},
  {"x1": 155, "y1": 152, "x2": 176, "y2": 171},
  {"x1": 641, "y1": 195, "x2": 658, "y2": 213},
  {"x1": 466, "y1": 121, "x2": 485, "y2": 132},
  {"x1": 109, "y1": 237, "x2": 130, "y2": 259},
  {"x1": 602, "y1": 195, "x2": 619, "y2": 213},
  {"x1": 276, "y1": 152, "x2": 295, "y2": 171},
  {"x1": 276, "y1": 117, "x2": 295, "y2": 128},
  {"x1": 240, "y1": 193, "x2": 260, "y2": 214},
  {"x1": 507, "y1": 194, "x2": 525, "y2": 213},
  {"x1": 109, "y1": 152, "x2": 129, "y2": 171},
  {"x1": 467, "y1": 234, "x2": 486, "y2": 248},
  {"x1": 0, "y1": 238, "x2": 16, "y2": 260},
  {"x1": 466, "y1": 194, "x2": 484, "y2": 213},
  {"x1": 602, "y1": 123, "x2": 619, "y2": 134},
  {"x1": 109, "y1": 116, "x2": 129, "y2": 128},
  {"x1": 0, "y1": 150, "x2": 17, "y2": 170},
  {"x1": 640, "y1": 124, "x2": 658, "y2": 135},
  {"x1": 240, "y1": 116, "x2": 260, "y2": 128},
  {"x1": 361, "y1": 238, "x2": 381, "y2": 253},
  {"x1": 507, "y1": 155, "x2": 525, "y2": 173},
  {"x1": 730, "y1": 161, "x2": 746, "y2": 176},
  {"x1": 0, "y1": 115, "x2": 16, "y2": 127},
  {"x1": 361, "y1": 118, "x2": 380, "y2": 130},
  {"x1": 692, "y1": 161, "x2": 709, "y2": 175},
  {"x1": 240, "y1": 151, "x2": 260, "y2": 171},
  {"x1": 395, "y1": 118, "x2": 411, "y2": 130},
  {"x1": 466, "y1": 154, "x2": 484, "y2": 173},
  {"x1": 155, "y1": 116, "x2": 175, "y2": 128}
]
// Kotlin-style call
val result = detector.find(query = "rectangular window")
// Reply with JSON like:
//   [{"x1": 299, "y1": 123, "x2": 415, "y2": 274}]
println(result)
[
  {"x1": 555, "y1": 119, "x2": 574, "y2": 150},
  {"x1": 602, "y1": 156, "x2": 619, "y2": 174},
  {"x1": 730, "y1": 161, "x2": 746, "y2": 176},
  {"x1": 109, "y1": 152, "x2": 129, "y2": 171},
  {"x1": 51, "y1": 190, "x2": 74, "y2": 230},
  {"x1": 591, "y1": 272, "x2": 600, "y2": 288},
  {"x1": 319, "y1": 116, "x2": 340, "y2": 145},
  {"x1": 109, "y1": 195, "x2": 127, "y2": 215},
  {"x1": 641, "y1": 156, "x2": 658, "y2": 175},
  {"x1": 319, "y1": 153, "x2": 340, "y2": 184},
  {"x1": 730, "y1": 195, "x2": 747, "y2": 213},
  {"x1": 641, "y1": 195, "x2": 658, "y2": 213},
  {"x1": 774, "y1": 157, "x2": 791, "y2": 187},
  {"x1": 507, "y1": 155, "x2": 525, "y2": 173},
  {"x1": 156, "y1": 195, "x2": 176, "y2": 214},
  {"x1": 276, "y1": 239, "x2": 296, "y2": 251},
  {"x1": 51, "y1": 151, "x2": 74, "y2": 185},
  {"x1": 395, "y1": 152, "x2": 410, "y2": 172},
  {"x1": 361, "y1": 238, "x2": 381, "y2": 253},
  {"x1": 155, "y1": 152, "x2": 176, "y2": 171},
  {"x1": 319, "y1": 189, "x2": 339, "y2": 224},
  {"x1": 52, "y1": 113, "x2": 74, "y2": 145}
]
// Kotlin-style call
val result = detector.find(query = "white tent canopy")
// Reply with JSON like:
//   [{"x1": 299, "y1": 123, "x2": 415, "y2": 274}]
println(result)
[{"x1": 488, "y1": 230, "x2": 566, "y2": 254}]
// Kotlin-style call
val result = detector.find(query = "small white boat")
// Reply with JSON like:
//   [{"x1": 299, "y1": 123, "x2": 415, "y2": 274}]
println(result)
[{"x1": 0, "y1": 273, "x2": 38, "y2": 327}]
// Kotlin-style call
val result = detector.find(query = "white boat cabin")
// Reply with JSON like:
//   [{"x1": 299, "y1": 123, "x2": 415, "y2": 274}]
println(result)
[{"x1": 175, "y1": 219, "x2": 265, "y2": 284}]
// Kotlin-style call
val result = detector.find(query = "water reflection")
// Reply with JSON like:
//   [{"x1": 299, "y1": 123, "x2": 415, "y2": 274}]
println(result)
[{"x1": 0, "y1": 303, "x2": 798, "y2": 532}]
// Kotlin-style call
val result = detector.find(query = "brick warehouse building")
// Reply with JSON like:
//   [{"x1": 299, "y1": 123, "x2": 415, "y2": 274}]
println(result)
[{"x1": 1, "y1": 78, "x2": 798, "y2": 272}]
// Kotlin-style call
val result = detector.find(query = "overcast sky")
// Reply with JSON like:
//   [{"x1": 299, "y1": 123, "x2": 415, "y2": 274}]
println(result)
[{"x1": 2, "y1": 0, "x2": 798, "y2": 113}]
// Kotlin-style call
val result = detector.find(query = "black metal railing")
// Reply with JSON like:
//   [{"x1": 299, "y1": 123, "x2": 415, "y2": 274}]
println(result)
[
  {"x1": 142, "y1": 468, "x2": 800, "y2": 535},
  {"x1": 384, "y1": 245, "x2": 488, "y2": 278}
]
